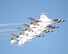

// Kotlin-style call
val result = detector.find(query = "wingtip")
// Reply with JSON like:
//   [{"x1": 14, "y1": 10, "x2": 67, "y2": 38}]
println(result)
[{"x1": 55, "y1": 26, "x2": 59, "y2": 28}]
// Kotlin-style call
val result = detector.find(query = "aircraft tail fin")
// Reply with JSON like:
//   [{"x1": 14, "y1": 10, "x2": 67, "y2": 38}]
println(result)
[{"x1": 40, "y1": 13, "x2": 51, "y2": 22}]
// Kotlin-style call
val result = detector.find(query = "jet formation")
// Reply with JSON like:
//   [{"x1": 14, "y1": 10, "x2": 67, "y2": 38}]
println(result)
[{"x1": 11, "y1": 13, "x2": 64, "y2": 46}]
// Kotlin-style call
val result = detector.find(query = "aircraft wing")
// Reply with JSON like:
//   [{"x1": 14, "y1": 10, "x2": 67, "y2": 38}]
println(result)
[
  {"x1": 11, "y1": 33, "x2": 19, "y2": 40},
  {"x1": 17, "y1": 28, "x2": 25, "y2": 31},
  {"x1": 44, "y1": 25, "x2": 59, "y2": 30},
  {"x1": 23, "y1": 24, "x2": 31, "y2": 31},
  {"x1": 23, "y1": 24, "x2": 30, "y2": 29},
  {"x1": 28, "y1": 18, "x2": 38, "y2": 25},
  {"x1": 17, "y1": 28, "x2": 25, "y2": 34},
  {"x1": 51, "y1": 19, "x2": 65, "y2": 24}
]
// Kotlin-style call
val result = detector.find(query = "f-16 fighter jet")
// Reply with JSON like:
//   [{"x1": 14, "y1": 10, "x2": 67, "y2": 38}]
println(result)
[
  {"x1": 28, "y1": 13, "x2": 64, "y2": 29},
  {"x1": 11, "y1": 27, "x2": 36, "y2": 46},
  {"x1": 11, "y1": 32, "x2": 35, "y2": 46},
  {"x1": 29, "y1": 13, "x2": 64, "y2": 24}
]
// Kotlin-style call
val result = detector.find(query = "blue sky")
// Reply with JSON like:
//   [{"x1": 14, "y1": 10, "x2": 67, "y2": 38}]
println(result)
[{"x1": 0, "y1": 0, "x2": 68, "y2": 54}]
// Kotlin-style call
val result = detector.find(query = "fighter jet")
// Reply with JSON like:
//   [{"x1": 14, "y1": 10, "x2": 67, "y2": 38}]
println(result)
[
  {"x1": 11, "y1": 33, "x2": 34, "y2": 46},
  {"x1": 11, "y1": 26, "x2": 38, "y2": 46},
  {"x1": 29, "y1": 13, "x2": 64, "y2": 24},
  {"x1": 28, "y1": 13, "x2": 64, "y2": 35},
  {"x1": 28, "y1": 13, "x2": 64, "y2": 29}
]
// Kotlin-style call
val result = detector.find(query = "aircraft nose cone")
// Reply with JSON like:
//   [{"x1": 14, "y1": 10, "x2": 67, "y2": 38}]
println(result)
[
  {"x1": 61, "y1": 20, "x2": 65, "y2": 22},
  {"x1": 50, "y1": 30, "x2": 54, "y2": 32},
  {"x1": 55, "y1": 26, "x2": 59, "y2": 28}
]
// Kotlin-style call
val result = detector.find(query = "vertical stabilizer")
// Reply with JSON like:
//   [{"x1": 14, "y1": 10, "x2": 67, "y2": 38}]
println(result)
[{"x1": 40, "y1": 13, "x2": 51, "y2": 22}]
